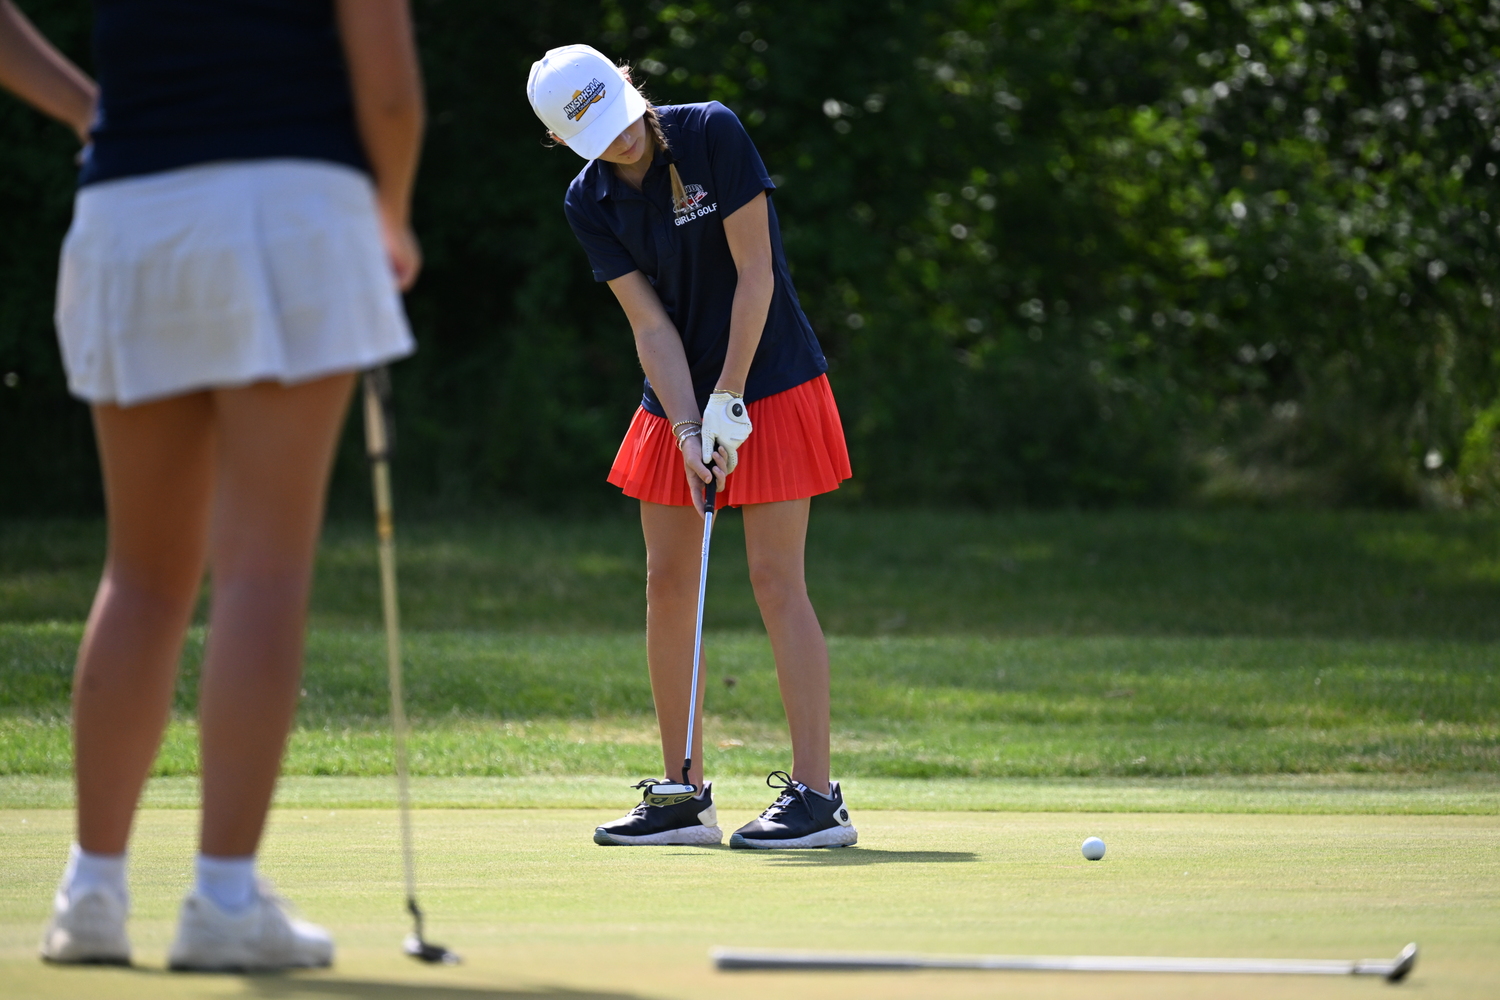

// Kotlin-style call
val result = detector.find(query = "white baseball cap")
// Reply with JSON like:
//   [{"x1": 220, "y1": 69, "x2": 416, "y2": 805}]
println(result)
[{"x1": 527, "y1": 44, "x2": 648, "y2": 161}]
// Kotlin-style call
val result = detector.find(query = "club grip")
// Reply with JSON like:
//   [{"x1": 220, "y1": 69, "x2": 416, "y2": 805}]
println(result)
[
  {"x1": 703, "y1": 465, "x2": 717, "y2": 513},
  {"x1": 362, "y1": 368, "x2": 394, "y2": 461}
]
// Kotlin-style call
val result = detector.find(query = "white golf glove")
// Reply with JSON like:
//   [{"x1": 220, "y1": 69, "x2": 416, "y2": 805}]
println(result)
[{"x1": 700, "y1": 391, "x2": 752, "y2": 473}]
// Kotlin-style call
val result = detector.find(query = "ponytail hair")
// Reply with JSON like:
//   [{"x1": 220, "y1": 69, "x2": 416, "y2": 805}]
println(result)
[{"x1": 623, "y1": 66, "x2": 691, "y2": 215}]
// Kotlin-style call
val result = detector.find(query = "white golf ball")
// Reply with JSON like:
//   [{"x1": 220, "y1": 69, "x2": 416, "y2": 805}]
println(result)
[{"x1": 1081, "y1": 836, "x2": 1106, "y2": 861}]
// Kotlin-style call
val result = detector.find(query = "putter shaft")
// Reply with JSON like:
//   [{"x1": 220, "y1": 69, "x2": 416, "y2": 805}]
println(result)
[
  {"x1": 712, "y1": 943, "x2": 1418, "y2": 981},
  {"x1": 364, "y1": 371, "x2": 459, "y2": 965},
  {"x1": 682, "y1": 471, "x2": 717, "y2": 787},
  {"x1": 364, "y1": 374, "x2": 417, "y2": 906}
]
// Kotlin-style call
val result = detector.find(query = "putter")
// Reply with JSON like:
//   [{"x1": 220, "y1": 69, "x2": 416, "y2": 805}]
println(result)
[
  {"x1": 362, "y1": 369, "x2": 460, "y2": 966},
  {"x1": 647, "y1": 462, "x2": 719, "y2": 799},
  {"x1": 712, "y1": 942, "x2": 1418, "y2": 982}
]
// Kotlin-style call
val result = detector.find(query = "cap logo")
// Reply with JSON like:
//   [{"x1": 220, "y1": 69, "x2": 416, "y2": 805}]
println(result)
[{"x1": 564, "y1": 79, "x2": 608, "y2": 122}]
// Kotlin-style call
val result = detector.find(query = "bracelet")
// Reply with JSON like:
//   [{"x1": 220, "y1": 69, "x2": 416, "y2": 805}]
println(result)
[
  {"x1": 670, "y1": 419, "x2": 702, "y2": 435},
  {"x1": 671, "y1": 420, "x2": 702, "y2": 448},
  {"x1": 713, "y1": 388, "x2": 743, "y2": 398}
]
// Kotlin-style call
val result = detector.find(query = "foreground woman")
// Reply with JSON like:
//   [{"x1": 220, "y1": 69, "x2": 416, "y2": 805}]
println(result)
[
  {"x1": 527, "y1": 44, "x2": 856, "y2": 849},
  {"x1": 0, "y1": 0, "x2": 422, "y2": 969}
]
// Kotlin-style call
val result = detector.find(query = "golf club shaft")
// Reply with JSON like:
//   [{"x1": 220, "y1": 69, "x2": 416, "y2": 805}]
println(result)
[
  {"x1": 363, "y1": 374, "x2": 418, "y2": 907},
  {"x1": 682, "y1": 471, "x2": 717, "y2": 786},
  {"x1": 712, "y1": 945, "x2": 1417, "y2": 979}
]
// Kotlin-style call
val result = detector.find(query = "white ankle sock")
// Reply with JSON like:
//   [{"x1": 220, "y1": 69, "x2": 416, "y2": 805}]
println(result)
[
  {"x1": 61, "y1": 843, "x2": 128, "y2": 904},
  {"x1": 195, "y1": 854, "x2": 256, "y2": 914}
]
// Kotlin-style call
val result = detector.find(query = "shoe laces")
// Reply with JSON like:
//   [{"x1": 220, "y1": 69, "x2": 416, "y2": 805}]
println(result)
[
  {"x1": 252, "y1": 878, "x2": 297, "y2": 914},
  {"x1": 758, "y1": 770, "x2": 810, "y2": 820},
  {"x1": 627, "y1": 777, "x2": 670, "y2": 815}
]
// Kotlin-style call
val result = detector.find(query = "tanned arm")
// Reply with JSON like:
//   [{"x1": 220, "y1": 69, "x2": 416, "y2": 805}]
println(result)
[
  {"x1": 608, "y1": 270, "x2": 728, "y2": 499},
  {"x1": 715, "y1": 191, "x2": 775, "y2": 395},
  {"x1": 0, "y1": 1, "x2": 95, "y2": 142},
  {"x1": 334, "y1": 0, "x2": 425, "y2": 290}
]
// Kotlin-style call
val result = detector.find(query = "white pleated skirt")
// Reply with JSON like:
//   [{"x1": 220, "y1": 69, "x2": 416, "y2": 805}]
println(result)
[{"x1": 56, "y1": 159, "x2": 415, "y2": 406}]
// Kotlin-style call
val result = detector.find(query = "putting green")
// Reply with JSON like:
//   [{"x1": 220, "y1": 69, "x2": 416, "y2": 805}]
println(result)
[
  {"x1": 2, "y1": 806, "x2": 1497, "y2": 998},
  {"x1": 7, "y1": 772, "x2": 1500, "y2": 813}
]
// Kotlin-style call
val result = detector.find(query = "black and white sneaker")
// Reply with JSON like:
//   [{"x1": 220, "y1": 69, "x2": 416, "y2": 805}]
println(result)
[
  {"x1": 593, "y1": 779, "x2": 723, "y2": 846},
  {"x1": 729, "y1": 771, "x2": 858, "y2": 849}
]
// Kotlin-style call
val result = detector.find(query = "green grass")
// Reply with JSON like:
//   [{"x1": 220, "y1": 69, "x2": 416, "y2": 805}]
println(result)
[
  {"x1": 3, "y1": 626, "x2": 1496, "y2": 778},
  {"x1": 6, "y1": 773, "x2": 1500, "y2": 813},
  {"x1": 5, "y1": 509, "x2": 1500, "y2": 637},
  {"x1": 3, "y1": 805, "x2": 1498, "y2": 998},
  {"x1": 4, "y1": 511, "x2": 1499, "y2": 995},
  {"x1": 2, "y1": 510, "x2": 1498, "y2": 780}
]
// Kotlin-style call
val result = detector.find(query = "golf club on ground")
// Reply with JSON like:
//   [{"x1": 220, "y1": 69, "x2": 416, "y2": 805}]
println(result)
[
  {"x1": 647, "y1": 463, "x2": 718, "y2": 798},
  {"x1": 362, "y1": 369, "x2": 460, "y2": 966},
  {"x1": 712, "y1": 941, "x2": 1418, "y2": 982}
]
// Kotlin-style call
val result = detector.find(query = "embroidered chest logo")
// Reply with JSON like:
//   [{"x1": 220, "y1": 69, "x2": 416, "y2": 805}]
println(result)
[
  {"x1": 564, "y1": 79, "x2": 607, "y2": 122},
  {"x1": 673, "y1": 182, "x2": 717, "y2": 226}
]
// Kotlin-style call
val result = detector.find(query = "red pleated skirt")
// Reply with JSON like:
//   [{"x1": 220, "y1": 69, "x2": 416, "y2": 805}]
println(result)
[{"x1": 608, "y1": 374, "x2": 852, "y2": 509}]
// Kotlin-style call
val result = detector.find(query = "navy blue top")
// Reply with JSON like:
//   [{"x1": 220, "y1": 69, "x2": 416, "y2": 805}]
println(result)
[
  {"x1": 563, "y1": 102, "x2": 827, "y2": 416},
  {"x1": 79, "y1": 0, "x2": 367, "y2": 187}
]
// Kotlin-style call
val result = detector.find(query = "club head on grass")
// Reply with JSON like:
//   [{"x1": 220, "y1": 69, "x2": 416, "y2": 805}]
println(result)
[
  {"x1": 1385, "y1": 942, "x2": 1418, "y2": 983},
  {"x1": 404, "y1": 932, "x2": 461, "y2": 965}
]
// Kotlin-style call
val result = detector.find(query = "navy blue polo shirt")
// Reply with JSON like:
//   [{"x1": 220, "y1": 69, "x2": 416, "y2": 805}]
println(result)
[
  {"x1": 563, "y1": 102, "x2": 827, "y2": 417},
  {"x1": 80, "y1": 0, "x2": 367, "y2": 187}
]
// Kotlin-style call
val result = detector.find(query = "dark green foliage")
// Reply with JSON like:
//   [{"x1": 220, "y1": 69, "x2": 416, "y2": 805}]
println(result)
[
  {"x1": 0, "y1": 4, "x2": 98, "y2": 514},
  {"x1": 3, "y1": 1, "x2": 1499, "y2": 512},
  {"x1": 1171, "y1": 0, "x2": 1500, "y2": 504}
]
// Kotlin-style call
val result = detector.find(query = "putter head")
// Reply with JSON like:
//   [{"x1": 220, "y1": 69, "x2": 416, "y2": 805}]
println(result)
[
  {"x1": 642, "y1": 781, "x2": 697, "y2": 806},
  {"x1": 1385, "y1": 942, "x2": 1418, "y2": 983},
  {"x1": 405, "y1": 932, "x2": 461, "y2": 965}
]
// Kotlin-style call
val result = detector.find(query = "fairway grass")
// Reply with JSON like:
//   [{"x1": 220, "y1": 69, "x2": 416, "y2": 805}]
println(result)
[
  {"x1": 8, "y1": 511, "x2": 1500, "y2": 639},
  {"x1": 5, "y1": 627, "x2": 1498, "y2": 779},
  {"x1": 4, "y1": 510, "x2": 1499, "y2": 781},
  {"x1": 2, "y1": 808, "x2": 1497, "y2": 999},
  {"x1": 5, "y1": 507, "x2": 1498, "y2": 996}
]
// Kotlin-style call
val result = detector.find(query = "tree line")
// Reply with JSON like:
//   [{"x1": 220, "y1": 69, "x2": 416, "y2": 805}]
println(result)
[{"x1": 2, "y1": 0, "x2": 1497, "y2": 514}]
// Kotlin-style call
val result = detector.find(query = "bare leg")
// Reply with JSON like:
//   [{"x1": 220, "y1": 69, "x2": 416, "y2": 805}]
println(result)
[
  {"x1": 74, "y1": 395, "x2": 216, "y2": 854},
  {"x1": 742, "y1": 499, "x2": 830, "y2": 795},
  {"x1": 640, "y1": 501, "x2": 711, "y2": 789},
  {"x1": 197, "y1": 374, "x2": 355, "y2": 857}
]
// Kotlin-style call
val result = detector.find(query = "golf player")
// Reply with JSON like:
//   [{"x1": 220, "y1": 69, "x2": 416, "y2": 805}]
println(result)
[
  {"x1": 0, "y1": 0, "x2": 422, "y2": 969},
  {"x1": 527, "y1": 45, "x2": 858, "y2": 849}
]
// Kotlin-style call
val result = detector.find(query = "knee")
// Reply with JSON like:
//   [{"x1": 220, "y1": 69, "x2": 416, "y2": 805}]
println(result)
[
  {"x1": 211, "y1": 565, "x2": 311, "y2": 615},
  {"x1": 747, "y1": 559, "x2": 806, "y2": 613},
  {"x1": 101, "y1": 558, "x2": 201, "y2": 621},
  {"x1": 646, "y1": 564, "x2": 697, "y2": 607},
  {"x1": 212, "y1": 527, "x2": 318, "y2": 588}
]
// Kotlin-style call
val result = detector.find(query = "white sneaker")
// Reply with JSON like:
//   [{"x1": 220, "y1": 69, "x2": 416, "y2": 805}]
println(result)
[
  {"x1": 167, "y1": 882, "x2": 333, "y2": 972},
  {"x1": 39, "y1": 888, "x2": 131, "y2": 965}
]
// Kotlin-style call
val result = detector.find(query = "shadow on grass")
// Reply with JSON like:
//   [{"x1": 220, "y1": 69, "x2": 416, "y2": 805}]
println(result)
[
  {"x1": 48, "y1": 967, "x2": 657, "y2": 1000},
  {"x1": 238, "y1": 973, "x2": 653, "y2": 1000},
  {"x1": 752, "y1": 848, "x2": 979, "y2": 866}
]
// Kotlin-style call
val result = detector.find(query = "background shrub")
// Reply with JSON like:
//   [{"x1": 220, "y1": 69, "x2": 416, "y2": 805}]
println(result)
[{"x1": 2, "y1": 0, "x2": 1497, "y2": 513}]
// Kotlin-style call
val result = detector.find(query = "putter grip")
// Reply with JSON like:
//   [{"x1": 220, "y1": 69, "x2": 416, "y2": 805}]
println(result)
[
  {"x1": 362, "y1": 379, "x2": 386, "y2": 459},
  {"x1": 704, "y1": 464, "x2": 717, "y2": 513}
]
